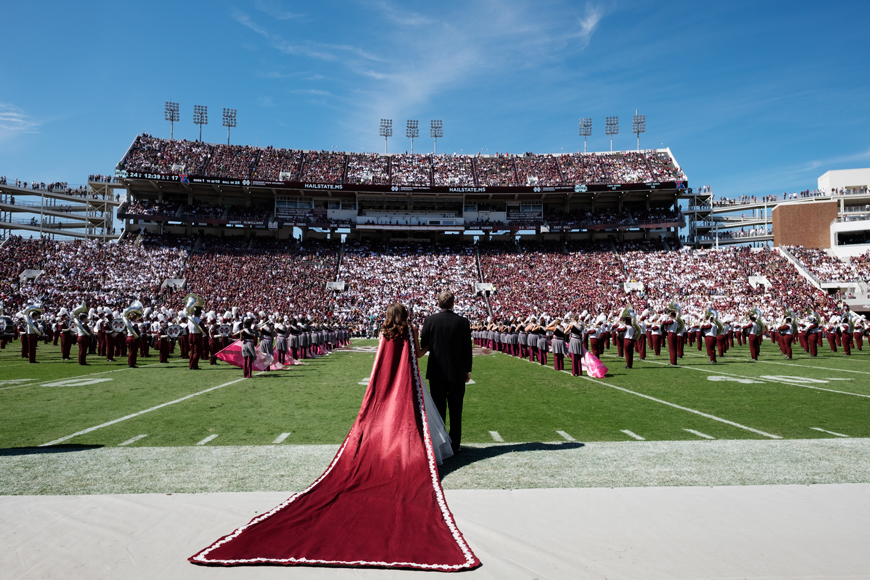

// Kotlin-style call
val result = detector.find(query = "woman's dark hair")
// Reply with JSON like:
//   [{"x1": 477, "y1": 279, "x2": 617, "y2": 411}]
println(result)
[{"x1": 382, "y1": 302, "x2": 409, "y2": 341}]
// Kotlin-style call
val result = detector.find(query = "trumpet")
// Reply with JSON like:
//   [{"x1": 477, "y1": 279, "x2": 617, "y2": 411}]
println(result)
[{"x1": 122, "y1": 300, "x2": 144, "y2": 338}]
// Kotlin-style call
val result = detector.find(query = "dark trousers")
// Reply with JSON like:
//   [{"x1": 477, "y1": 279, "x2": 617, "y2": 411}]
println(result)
[
  {"x1": 126, "y1": 336, "x2": 139, "y2": 366},
  {"x1": 667, "y1": 332, "x2": 678, "y2": 365},
  {"x1": 429, "y1": 378, "x2": 466, "y2": 452},
  {"x1": 705, "y1": 335, "x2": 717, "y2": 362},
  {"x1": 189, "y1": 334, "x2": 202, "y2": 369},
  {"x1": 77, "y1": 336, "x2": 89, "y2": 365},
  {"x1": 635, "y1": 334, "x2": 646, "y2": 359},
  {"x1": 807, "y1": 333, "x2": 819, "y2": 357},
  {"x1": 624, "y1": 338, "x2": 635, "y2": 368},
  {"x1": 26, "y1": 334, "x2": 38, "y2": 362},
  {"x1": 749, "y1": 334, "x2": 759, "y2": 359}
]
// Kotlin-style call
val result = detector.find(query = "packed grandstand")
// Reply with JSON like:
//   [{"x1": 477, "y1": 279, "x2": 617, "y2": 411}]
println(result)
[
  {"x1": 2, "y1": 133, "x2": 868, "y2": 340},
  {"x1": 3, "y1": 233, "x2": 868, "y2": 336}
]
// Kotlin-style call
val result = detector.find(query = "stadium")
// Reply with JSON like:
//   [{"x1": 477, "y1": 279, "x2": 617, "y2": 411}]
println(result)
[{"x1": 3, "y1": 2, "x2": 870, "y2": 578}]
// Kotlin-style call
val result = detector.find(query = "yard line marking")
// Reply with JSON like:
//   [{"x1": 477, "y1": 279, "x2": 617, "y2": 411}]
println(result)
[
  {"x1": 272, "y1": 432, "x2": 291, "y2": 444},
  {"x1": 38, "y1": 374, "x2": 260, "y2": 447},
  {"x1": 576, "y1": 374, "x2": 782, "y2": 439},
  {"x1": 118, "y1": 434, "x2": 148, "y2": 446},
  {"x1": 489, "y1": 430, "x2": 504, "y2": 442},
  {"x1": 671, "y1": 350, "x2": 870, "y2": 376},
  {"x1": 633, "y1": 356, "x2": 870, "y2": 399},
  {"x1": 0, "y1": 361, "x2": 179, "y2": 391},
  {"x1": 196, "y1": 434, "x2": 218, "y2": 445},
  {"x1": 685, "y1": 428, "x2": 715, "y2": 440},
  {"x1": 556, "y1": 430, "x2": 576, "y2": 441},
  {"x1": 0, "y1": 379, "x2": 37, "y2": 391},
  {"x1": 811, "y1": 427, "x2": 849, "y2": 438},
  {"x1": 621, "y1": 429, "x2": 645, "y2": 440}
]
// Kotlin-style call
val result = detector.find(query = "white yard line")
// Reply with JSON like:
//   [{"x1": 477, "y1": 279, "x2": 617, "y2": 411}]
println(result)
[
  {"x1": 685, "y1": 428, "x2": 715, "y2": 440},
  {"x1": 621, "y1": 429, "x2": 645, "y2": 440},
  {"x1": 118, "y1": 434, "x2": 148, "y2": 446},
  {"x1": 811, "y1": 427, "x2": 849, "y2": 438},
  {"x1": 668, "y1": 350, "x2": 870, "y2": 376},
  {"x1": 196, "y1": 434, "x2": 218, "y2": 446},
  {"x1": 576, "y1": 374, "x2": 782, "y2": 439},
  {"x1": 630, "y1": 356, "x2": 870, "y2": 399},
  {"x1": 0, "y1": 361, "x2": 177, "y2": 391},
  {"x1": 556, "y1": 430, "x2": 576, "y2": 441},
  {"x1": 489, "y1": 430, "x2": 504, "y2": 442},
  {"x1": 39, "y1": 374, "x2": 259, "y2": 447},
  {"x1": 272, "y1": 432, "x2": 291, "y2": 444}
]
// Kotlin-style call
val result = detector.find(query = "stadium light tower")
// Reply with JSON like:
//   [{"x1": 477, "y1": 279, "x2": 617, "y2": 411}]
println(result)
[
  {"x1": 379, "y1": 119, "x2": 392, "y2": 154},
  {"x1": 164, "y1": 100, "x2": 179, "y2": 141},
  {"x1": 222, "y1": 108, "x2": 237, "y2": 145},
  {"x1": 578, "y1": 118, "x2": 592, "y2": 153},
  {"x1": 406, "y1": 120, "x2": 419, "y2": 154},
  {"x1": 430, "y1": 120, "x2": 443, "y2": 154},
  {"x1": 605, "y1": 116, "x2": 619, "y2": 152},
  {"x1": 632, "y1": 110, "x2": 646, "y2": 151},
  {"x1": 193, "y1": 105, "x2": 208, "y2": 142}
]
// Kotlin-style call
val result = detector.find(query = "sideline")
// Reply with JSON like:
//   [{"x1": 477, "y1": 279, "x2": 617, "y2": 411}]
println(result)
[{"x1": 39, "y1": 372, "x2": 263, "y2": 447}]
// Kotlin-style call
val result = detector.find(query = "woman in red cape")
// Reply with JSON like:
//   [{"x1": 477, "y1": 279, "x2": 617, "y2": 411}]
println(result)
[{"x1": 189, "y1": 303, "x2": 480, "y2": 571}]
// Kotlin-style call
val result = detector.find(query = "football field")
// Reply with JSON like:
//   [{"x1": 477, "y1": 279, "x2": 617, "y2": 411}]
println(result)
[{"x1": 2, "y1": 337, "x2": 869, "y2": 452}]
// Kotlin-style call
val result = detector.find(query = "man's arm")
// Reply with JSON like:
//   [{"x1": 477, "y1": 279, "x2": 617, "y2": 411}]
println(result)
[
  {"x1": 419, "y1": 316, "x2": 430, "y2": 351},
  {"x1": 463, "y1": 317, "x2": 472, "y2": 376}
]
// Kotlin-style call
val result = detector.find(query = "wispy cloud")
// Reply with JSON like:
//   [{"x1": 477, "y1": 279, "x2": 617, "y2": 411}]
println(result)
[
  {"x1": 572, "y1": 3, "x2": 603, "y2": 48},
  {"x1": 254, "y1": 0, "x2": 303, "y2": 20},
  {"x1": 0, "y1": 103, "x2": 39, "y2": 142}
]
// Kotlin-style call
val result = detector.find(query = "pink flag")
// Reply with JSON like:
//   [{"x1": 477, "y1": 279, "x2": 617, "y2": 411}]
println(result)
[{"x1": 215, "y1": 340, "x2": 289, "y2": 371}]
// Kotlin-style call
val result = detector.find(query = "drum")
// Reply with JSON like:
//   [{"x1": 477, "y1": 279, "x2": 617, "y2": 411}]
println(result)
[
  {"x1": 166, "y1": 324, "x2": 182, "y2": 338},
  {"x1": 219, "y1": 324, "x2": 231, "y2": 337},
  {"x1": 111, "y1": 319, "x2": 125, "y2": 332}
]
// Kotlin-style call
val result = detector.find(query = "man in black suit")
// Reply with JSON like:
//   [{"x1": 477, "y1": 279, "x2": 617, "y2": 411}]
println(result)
[{"x1": 419, "y1": 291, "x2": 472, "y2": 454}]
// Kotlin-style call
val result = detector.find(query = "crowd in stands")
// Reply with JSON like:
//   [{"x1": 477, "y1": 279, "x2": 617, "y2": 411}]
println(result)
[
  {"x1": 201, "y1": 144, "x2": 259, "y2": 180},
  {"x1": 180, "y1": 200, "x2": 225, "y2": 220},
  {"x1": 346, "y1": 153, "x2": 390, "y2": 185},
  {"x1": 227, "y1": 204, "x2": 271, "y2": 222},
  {"x1": 785, "y1": 245, "x2": 857, "y2": 282},
  {"x1": 300, "y1": 152, "x2": 345, "y2": 184},
  {"x1": 252, "y1": 147, "x2": 302, "y2": 181},
  {"x1": 119, "y1": 134, "x2": 689, "y2": 188},
  {"x1": 481, "y1": 240, "x2": 627, "y2": 318},
  {"x1": 515, "y1": 155, "x2": 563, "y2": 186},
  {"x1": 182, "y1": 237, "x2": 338, "y2": 319},
  {"x1": 433, "y1": 155, "x2": 476, "y2": 186},
  {"x1": 390, "y1": 154, "x2": 433, "y2": 186},
  {"x1": 700, "y1": 227, "x2": 772, "y2": 240},
  {"x1": 4, "y1": 230, "x2": 866, "y2": 334},
  {"x1": 336, "y1": 241, "x2": 479, "y2": 323},
  {"x1": 88, "y1": 174, "x2": 117, "y2": 183},
  {"x1": 126, "y1": 199, "x2": 182, "y2": 217},
  {"x1": 0, "y1": 236, "x2": 188, "y2": 314}
]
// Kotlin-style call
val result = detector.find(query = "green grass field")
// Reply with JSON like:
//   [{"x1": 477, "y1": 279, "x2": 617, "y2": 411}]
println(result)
[{"x1": 1, "y1": 338, "x2": 869, "y2": 450}]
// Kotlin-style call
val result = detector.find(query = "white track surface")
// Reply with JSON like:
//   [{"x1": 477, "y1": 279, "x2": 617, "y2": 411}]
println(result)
[{"x1": 2, "y1": 484, "x2": 869, "y2": 579}]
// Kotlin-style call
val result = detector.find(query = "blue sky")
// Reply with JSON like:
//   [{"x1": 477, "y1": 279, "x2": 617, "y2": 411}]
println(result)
[{"x1": 1, "y1": 0, "x2": 868, "y2": 198}]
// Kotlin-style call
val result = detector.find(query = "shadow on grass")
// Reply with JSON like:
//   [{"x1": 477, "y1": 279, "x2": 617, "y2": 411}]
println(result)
[
  {"x1": 438, "y1": 441, "x2": 584, "y2": 478},
  {"x1": 0, "y1": 444, "x2": 104, "y2": 456}
]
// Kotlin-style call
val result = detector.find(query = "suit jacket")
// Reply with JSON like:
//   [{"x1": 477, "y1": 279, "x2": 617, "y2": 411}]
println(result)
[{"x1": 420, "y1": 309, "x2": 472, "y2": 383}]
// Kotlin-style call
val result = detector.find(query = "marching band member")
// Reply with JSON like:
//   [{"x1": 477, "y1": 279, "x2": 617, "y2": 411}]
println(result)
[
  {"x1": 275, "y1": 316, "x2": 289, "y2": 365},
  {"x1": 701, "y1": 309, "x2": 719, "y2": 364},
  {"x1": 548, "y1": 318, "x2": 568, "y2": 371},
  {"x1": 825, "y1": 315, "x2": 839, "y2": 353},
  {"x1": 187, "y1": 304, "x2": 204, "y2": 371},
  {"x1": 58, "y1": 308, "x2": 74, "y2": 361},
  {"x1": 208, "y1": 314, "x2": 222, "y2": 365},
  {"x1": 179, "y1": 313, "x2": 190, "y2": 360},
  {"x1": 649, "y1": 311, "x2": 662, "y2": 356},
  {"x1": 23, "y1": 302, "x2": 43, "y2": 364},
  {"x1": 635, "y1": 309, "x2": 648, "y2": 361},
  {"x1": 239, "y1": 317, "x2": 259, "y2": 378},
  {"x1": 73, "y1": 305, "x2": 92, "y2": 365},
  {"x1": 777, "y1": 314, "x2": 794, "y2": 360},
  {"x1": 745, "y1": 309, "x2": 763, "y2": 361},
  {"x1": 566, "y1": 314, "x2": 585, "y2": 376},
  {"x1": 620, "y1": 307, "x2": 641, "y2": 369},
  {"x1": 854, "y1": 316, "x2": 866, "y2": 351}
]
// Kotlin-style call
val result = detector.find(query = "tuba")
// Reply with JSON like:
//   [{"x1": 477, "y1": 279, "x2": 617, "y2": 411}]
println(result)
[
  {"x1": 122, "y1": 300, "x2": 144, "y2": 338},
  {"x1": 23, "y1": 301, "x2": 44, "y2": 336},
  {"x1": 71, "y1": 301, "x2": 91, "y2": 337},
  {"x1": 184, "y1": 293, "x2": 205, "y2": 334}
]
